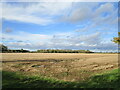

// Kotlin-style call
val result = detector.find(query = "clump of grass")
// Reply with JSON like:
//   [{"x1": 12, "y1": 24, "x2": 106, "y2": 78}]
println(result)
[
  {"x1": 84, "y1": 68, "x2": 120, "y2": 88},
  {"x1": 2, "y1": 68, "x2": 120, "y2": 88}
]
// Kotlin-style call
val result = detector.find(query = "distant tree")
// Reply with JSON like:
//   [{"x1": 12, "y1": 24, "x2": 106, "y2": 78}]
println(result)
[
  {"x1": 21, "y1": 49, "x2": 24, "y2": 52},
  {"x1": 0, "y1": 44, "x2": 8, "y2": 52},
  {"x1": 112, "y1": 32, "x2": 120, "y2": 44}
]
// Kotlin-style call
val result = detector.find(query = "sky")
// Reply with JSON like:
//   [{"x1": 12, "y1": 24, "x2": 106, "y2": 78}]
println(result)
[{"x1": 0, "y1": 1, "x2": 119, "y2": 52}]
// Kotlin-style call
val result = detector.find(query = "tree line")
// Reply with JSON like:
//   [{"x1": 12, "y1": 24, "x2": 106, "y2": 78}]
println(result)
[
  {"x1": 36, "y1": 49, "x2": 93, "y2": 53},
  {"x1": 0, "y1": 44, "x2": 93, "y2": 53},
  {"x1": 0, "y1": 44, "x2": 30, "y2": 53}
]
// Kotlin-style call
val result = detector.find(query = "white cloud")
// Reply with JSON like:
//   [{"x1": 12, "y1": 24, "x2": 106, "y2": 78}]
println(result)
[
  {"x1": 72, "y1": 3, "x2": 117, "y2": 32},
  {"x1": 2, "y1": 31, "x2": 52, "y2": 43},
  {"x1": 3, "y1": 14, "x2": 53, "y2": 25},
  {"x1": 94, "y1": 3, "x2": 114, "y2": 17},
  {"x1": 1, "y1": 0, "x2": 119, "y2": 2},
  {"x1": 2, "y1": 2, "x2": 117, "y2": 26},
  {"x1": 26, "y1": 2, "x2": 72, "y2": 15},
  {"x1": 2, "y1": 31, "x2": 117, "y2": 52},
  {"x1": 61, "y1": 3, "x2": 98, "y2": 23},
  {"x1": 2, "y1": 2, "x2": 72, "y2": 25},
  {"x1": 63, "y1": 7, "x2": 91, "y2": 23},
  {"x1": 2, "y1": 3, "x2": 53, "y2": 25},
  {"x1": 1, "y1": 2, "x2": 118, "y2": 52}
]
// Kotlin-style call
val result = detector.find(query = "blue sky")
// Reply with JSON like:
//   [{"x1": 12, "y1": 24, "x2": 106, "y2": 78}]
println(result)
[{"x1": 1, "y1": 1, "x2": 118, "y2": 52}]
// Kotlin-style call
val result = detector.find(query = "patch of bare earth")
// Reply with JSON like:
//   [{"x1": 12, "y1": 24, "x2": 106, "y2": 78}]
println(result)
[{"x1": 2, "y1": 53, "x2": 118, "y2": 81}]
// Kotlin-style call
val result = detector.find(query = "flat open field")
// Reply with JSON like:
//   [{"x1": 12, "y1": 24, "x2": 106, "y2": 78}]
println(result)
[{"x1": 2, "y1": 53, "x2": 118, "y2": 81}]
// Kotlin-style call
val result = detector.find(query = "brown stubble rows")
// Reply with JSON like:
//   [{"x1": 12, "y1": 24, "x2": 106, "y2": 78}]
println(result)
[{"x1": 2, "y1": 53, "x2": 118, "y2": 81}]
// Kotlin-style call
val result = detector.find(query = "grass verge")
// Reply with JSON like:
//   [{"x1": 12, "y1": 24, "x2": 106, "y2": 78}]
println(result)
[{"x1": 2, "y1": 68, "x2": 120, "y2": 88}]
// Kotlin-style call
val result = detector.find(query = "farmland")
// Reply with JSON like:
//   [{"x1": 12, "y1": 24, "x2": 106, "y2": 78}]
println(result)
[{"x1": 2, "y1": 53, "x2": 118, "y2": 82}]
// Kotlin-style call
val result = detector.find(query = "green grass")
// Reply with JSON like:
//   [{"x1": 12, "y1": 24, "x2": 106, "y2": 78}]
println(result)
[
  {"x1": 2, "y1": 68, "x2": 120, "y2": 88},
  {"x1": 84, "y1": 69, "x2": 120, "y2": 88}
]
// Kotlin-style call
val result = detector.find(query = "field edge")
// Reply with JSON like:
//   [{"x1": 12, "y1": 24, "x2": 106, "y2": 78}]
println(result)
[{"x1": 1, "y1": 68, "x2": 120, "y2": 88}]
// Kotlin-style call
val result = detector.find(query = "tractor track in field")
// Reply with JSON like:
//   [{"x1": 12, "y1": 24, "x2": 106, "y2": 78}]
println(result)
[{"x1": 2, "y1": 59, "x2": 64, "y2": 63}]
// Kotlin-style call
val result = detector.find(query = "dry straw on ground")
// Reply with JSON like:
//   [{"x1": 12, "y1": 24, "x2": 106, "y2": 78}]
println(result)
[{"x1": 2, "y1": 53, "x2": 118, "y2": 81}]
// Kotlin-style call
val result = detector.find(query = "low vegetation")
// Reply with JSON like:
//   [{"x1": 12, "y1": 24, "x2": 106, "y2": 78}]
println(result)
[{"x1": 2, "y1": 69, "x2": 119, "y2": 88}]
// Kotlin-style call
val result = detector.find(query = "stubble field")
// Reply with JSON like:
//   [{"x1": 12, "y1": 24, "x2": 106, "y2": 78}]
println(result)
[{"x1": 1, "y1": 53, "x2": 118, "y2": 81}]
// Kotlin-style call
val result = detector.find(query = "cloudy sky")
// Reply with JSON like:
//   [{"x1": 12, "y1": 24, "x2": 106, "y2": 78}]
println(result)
[{"x1": 1, "y1": 1, "x2": 118, "y2": 52}]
